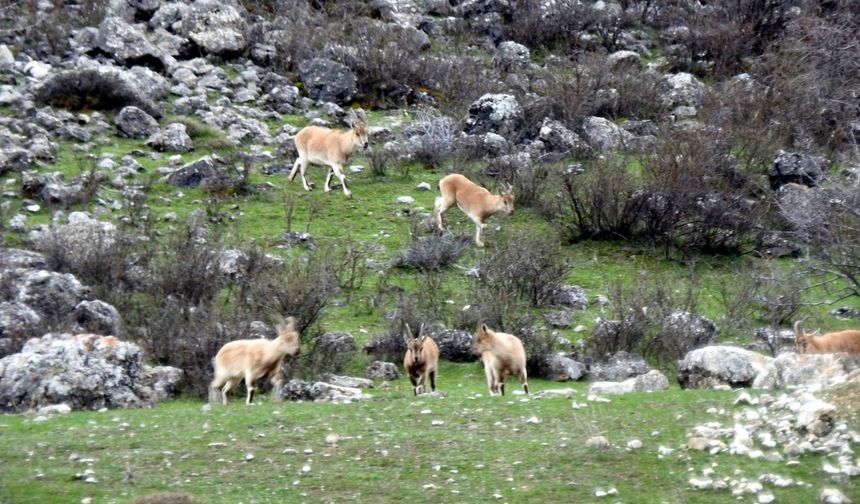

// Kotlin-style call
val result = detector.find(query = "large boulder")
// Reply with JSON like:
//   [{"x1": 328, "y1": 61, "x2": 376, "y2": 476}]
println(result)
[
  {"x1": 767, "y1": 151, "x2": 826, "y2": 190},
  {"x1": 299, "y1": 58, "x2": 358, "y2": 104},
  {"x1": 178, "y1": 0, "x2": 247, "y2": 55},
  {"x1": 532, "y1": 354, "x2": 586, "y2": 381},
  {"x1": 21, "y1": 170, "x2": 106, "y2": 206},
  {"x1": 72, "y1": 300, "x2": 122, "y2": 336},
  {"x1": 753, "y1": 353, "x2": 860, "y2": 391},
  {"x1": 0, "y1": 248, "x2": 48, "y2": 270},
  {"x1": 495, "y1": 41, "x2": 530, "y2": 70},
  {"x1": 279, "y1": 378, "x2": 372, "y2": 402},
  {"x1": 659, "y1": 72, "x2": 707, "y2": 109},
  {"x1": 537, "y1": 118, "x2": 590, "y2": 158},
  {"x1": 587, "y1": 351, "x2": 653, "y2": 382},
  {"x1": 464, "y1": 93, "x2": 523, "y2": 137},
  {"x1": 146, "y1": 123, "x2": 194, "y2": 152},
  {"x1": 0, "y1": 145, "x2": 34, "y2": 175},
  {"x1": 317, "y1": 332, "x2": 357, "y2": 354},
  {"x1": 0, "y1": 302, "x2": 42, "y2": 358},
  {"x1": 365, "y1": 361, "x2": 400, "y2": 381},
  {"x1": 0, "y1": 333, "x2": 182, "y2": 412},
  {"x1": 433, "y1": 329, "x2": 477, "y2": 362},
  {"x1": 166, "y1": 155, "x2": 232, "y2": 188},
  {"x1": 115, "y1": 106, "x2": 159, "y2": 139},
  {"x1": 0, "y1": 268, "x2": 90, "y2": 317},
  {"x1": 587, "y1": 370, "x2": 670, "y2": 395},
  {"x1": 581, "y1": 116, "x2": 638, "y2": 151},
  {"x1": 548, "y1": 284, "x2": 588, "y2": 310},
  {"x1": 658, "y1": 310, "x2": 716, "y2": 357},
  {"x1": 96, "y1": 16, "x2": 169, "y2": 70},
  {"x1": 677, "y1": 346, "x2": 773, "y2": 389}
]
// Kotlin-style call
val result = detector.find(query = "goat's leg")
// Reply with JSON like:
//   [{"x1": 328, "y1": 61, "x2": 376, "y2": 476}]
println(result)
[
  {"x1": 483, "y1": 362, "x2": 496, "y2": 396},
  {"x1": 288, "y1": 156, "x2": 301, "y2": 182},
  {"x1": 519, "y1": 370, "x2": 529, "y2": 394},
  {"x1": 331, "y1": 164, "x2": 351, "y2": 198},
  {"x1": 324, "y1": 168, "x2": 334, "y2": 192},
  {"x1": 220, "y1": 378, "x2": 240, "y2": 405},
  {"x1": 433, "y1": 196, "x2": 454, "y2": 232},
  {"x1": 298, "y1": 157, "x2": 313, "y2": 191},
  {"x1": 429, "y1": 370, "x2": 436, "y2": 392},
  {"x1": 244, "y1": 372, "x2": 258, "y2": 405}
]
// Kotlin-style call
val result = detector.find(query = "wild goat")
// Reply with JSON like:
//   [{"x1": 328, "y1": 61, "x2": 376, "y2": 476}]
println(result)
[
  {"x1": 471, "y1": 323, "x2": 528, "y2": 396},
  {"x1": 793, "y1": 320, "x2": 860, "y2": 355},
  {"x1": 434, "y1": 173, "x2": 514, "y2": 247},
  {"x1": 209, "y1": 318, "x2": 301, "y2": 405},
  {"x1": 288, "y1": 109, "x2": 369, "y2": 198},
  {"x1": 403, "y1": 324, "x2": 439, "y2": 395}
]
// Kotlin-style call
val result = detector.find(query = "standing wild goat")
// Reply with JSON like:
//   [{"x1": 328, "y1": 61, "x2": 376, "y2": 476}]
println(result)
[
  {"x1": 471, "y1": 323, "x2": 528, "y2": 396},
  {"x1": 209, "y1": 317, "x2": 301, "y2": 405},
  {"x1": 434, "y1": 174, "x2": 514, "y2": 247},
  {"x1": 403, "y1": 324, "x2": 439, "y2": 395},
  {"x1": 288, "y1": 108, "x2": 369, "y2": 198},
  {"x1": 793, "y1": 320, "x2": 860, "y2": 355}
]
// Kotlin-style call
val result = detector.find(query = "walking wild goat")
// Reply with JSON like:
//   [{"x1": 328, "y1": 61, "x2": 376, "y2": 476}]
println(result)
[
  {"x1": 288, "y1": 108, "x2": 369, "y2": 198},
  {"x1": 209, "y1": 317, "x2": 301, "y2": 405},
  {"x1": 434, "y1": 173, "x2": 513, "y2": 247},
  {"x1": 403, "y1": 323, "x2": 439, "y2": 395}
]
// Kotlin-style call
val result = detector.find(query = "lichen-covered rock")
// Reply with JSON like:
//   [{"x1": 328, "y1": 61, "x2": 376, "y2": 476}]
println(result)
[
  {"x1": 433, "y1": 329, "x2": 477, "y2": 362},
  {"x1": 677, "y1": 346, "x2": 773, "y2": 389},
  {"x1": 767, "y1": 151, "x2": 826, "y2": 190},
  {"x1": 178, "y1": 0, "x2": 247, "y2": 55},
  {"x1": 365, "y1": 360, "x2": 401, "y2": 381},
  {"x1": 588, "y1": 370, "x2": 670, "y2": 395},
  {"x1": 0, "y1": 302, "x2": 42, "y2": 357},
  {"x1": 549, "y1": 284, "x2": 588, "y2": 310},
  {"x1": 581, "y1": 116, "x2": 637, "y2": 151},
  {"x1": 533, "y1": 354, "x2": 586, "y2": 381},
  {"x1": 115, "y1": 106, "x2": 159, "y2": 139},
  {"x1": 587, "y1": 351, "x2": 653, "y2": 382},
  {"x1": 299, "y1": 58, "x2": 358, "y2": 105},
  {"x1": 146, "y1": 123, "x2": 194, "y2": 152},
  {"x1": 464, "y1": 93, "x2": 523, "y2": 137},
  {"x1": 72, "y1": 300, "x2": 122, "y2": 336},
  {"x1": 753, "y1": 353, "x2": 860, "y2": 391},
  {"x1": 96, "y1": 16, "x2": 169, "y2": 70},
  {"x1": 166, "y1": 155, "x2": 231, "y2": 188},
  {"x1": 0, "y1": 333, "x2": 182, "y2": 412},
  {"x1": 279, "y1": 378, "x2": 372, "y2": 402},
  {"x1": 660, "y1": 72, "x2": 707, "y2": 109}
]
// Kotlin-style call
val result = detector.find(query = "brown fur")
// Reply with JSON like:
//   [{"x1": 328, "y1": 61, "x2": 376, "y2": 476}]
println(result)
[
  {"x1": 288, "y1": 110, "x2": 369, "y2": 198},
  {"x1": 209, "y1": 318, "x2": 301, "y2": 405},
  {"x1": 403, "y1": 324, "x2": 440, "y2": 396},
  {"x1": 434, "y1": 174, "x2": 514, "y2": 247},
  {"x1": 794, "y1": 320, "x2": 860, "y2": 355},
  {"x1": 471, "y1": 323, "x2": 528, "y2": 396}
]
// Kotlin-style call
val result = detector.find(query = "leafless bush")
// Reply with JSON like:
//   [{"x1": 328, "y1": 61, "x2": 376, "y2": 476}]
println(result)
[
  {"x1": 640, "y1": 128, "x2": 759, "y2": 255},
  {"x1": 402, "y1": 109, "x2": 464, "y2": 168},
  {"x1": 780, "y1": 182, "x2": 860, "y2": 300},
  {"x1": 502, "y1": 0, "x2": 590, "y2": 49},
  {"x1": 716, "y1": 261, "x2": 806, "y2": 346},
  {"x1": 34, "y1": 69, "x2": 163, "y2": 119},
  {"x1": 395, "y1": 234, "x2": 470, "y2": 272},
  {"x1": 544, "y1": 155, "x2": 648, "y2": 242},
  {"x1": 484, "y1": 155, "x2": 553, "y2": 210},
  {"x1": 586, "y1": 268, "x2": 703, "y2": 366}
]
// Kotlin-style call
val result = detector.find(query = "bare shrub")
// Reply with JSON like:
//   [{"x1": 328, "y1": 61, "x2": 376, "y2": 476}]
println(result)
[
  {"x1": 544, "y1": 155, "x2": 648, "y2": 242},
  {"x1": 586, "y1": 268, "x2": 703, "y2": 366},
  {"x1": 402, "y1": 109, "x2": 464, "y2": 168},
  {"x1": 780, "y1": 183, "x2": 860, "y2": 301},
  {"x1": 395, "y1": 234, "x2": 470, "y2": 272},
  {"x1": 640, "y1": 128, "x2": 759, "y2": 255},
  {"x1": 484, "y1": 155, "x2": 553, "y2": 210},
  {"x1": 502, "y1": 0, "x2": 590, "y2": 50},
  {"x1": 35, "y1": 69, "x2": 163, "y2": 118}
]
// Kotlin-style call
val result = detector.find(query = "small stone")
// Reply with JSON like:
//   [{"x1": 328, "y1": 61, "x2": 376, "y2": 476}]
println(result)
[
  {"x1": 819, "y1": 488, "x2": 852, "y2": 503},
  {"x1": 208, "y1": 443, "x2": 227, "y2": 449},
  {"x1": 526, "y1": 416, "x2": 540, "y2": 424},
  {"x1": 245, "y1": 453, "x2": 254, "y2": 461},
  {"x1": 301, "y1": 464, "x2": 311, "y2": 473},
  {"x1": 627, "y1": 439, "x2": 642, "y2": 450},
  {"x1": 396, "y1": 196, "x2": 414, "y2": 204},
  {"x1": 586, "y1": 436, "x2": 611, "y2": 449},
  {"x1": 431, "y1": 420, "x2": 445, "y2": 426},
  {"x1": 689, "y1": 477, "x2": 713, "y2": 490}
]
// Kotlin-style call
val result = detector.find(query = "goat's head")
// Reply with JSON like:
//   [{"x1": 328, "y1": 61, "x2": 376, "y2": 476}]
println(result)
[
  {"x1": 499, "y1": 184, "x2": 514, "y2": 215},
  {"x1": 351, "y1": 108, "x2": 370, "y2": 150},
  {"x1": 404, "y1": 323, "x2": 427, "y2": 364},
  {"x1": 471, "y1": 323, "x2": 493, "y2": 355},
  {"x1": 278, "y1": 316, "x2": 302, "y2": 355}
]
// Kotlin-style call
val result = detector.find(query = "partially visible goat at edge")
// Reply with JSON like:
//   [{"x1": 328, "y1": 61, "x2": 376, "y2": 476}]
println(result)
[
  {"x1": 209, "y1": 317, "x2": 301, "y2": 405},
  {"x1": 403, "y1": 323, "x2": 439, "y2": 396},
  {"x1": 288, "y1": 108, "x2": 369, "y2": 198},
  {"x1": 434, "y1": 173, "x2": 514, "y2": 247},
  {"x1": 793, "y1": 320, "x2": 860, "y2": 355}
]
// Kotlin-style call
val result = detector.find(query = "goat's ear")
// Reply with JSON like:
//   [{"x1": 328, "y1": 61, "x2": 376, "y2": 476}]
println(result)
[{"x1": 283, "y1": 317, "x2": 296, "y2": 331}]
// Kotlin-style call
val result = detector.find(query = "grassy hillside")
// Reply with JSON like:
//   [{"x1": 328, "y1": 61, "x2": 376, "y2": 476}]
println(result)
[{"x1": 1, "y1": 365, "x2": 855, "y2": 504}]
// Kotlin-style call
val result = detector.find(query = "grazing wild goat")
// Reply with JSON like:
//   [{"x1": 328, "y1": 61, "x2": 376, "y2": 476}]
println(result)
[
  {"x1": 288, "y1": 108, "x2": 369, "y2": 198},
  {"x1": 403, "y1": 324, "x2": 439, "y2": 395},
  {"x1": 434, "y1": 173, "x2": 514, "y2": 247},
  {"x1": 471, "y1": 323, "x2": 528, "y2": 396},
  {"x1": 793, "y1": 320, "x2": 860, "y2": 355},
  {"x1": 209, "y1": 317, "x2": 301, "y2": 405}
]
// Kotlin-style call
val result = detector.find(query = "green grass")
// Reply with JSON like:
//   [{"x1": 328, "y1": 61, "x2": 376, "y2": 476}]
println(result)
[{"x1": 0, "y1": 365, "x2": 852, "y2": 504}]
